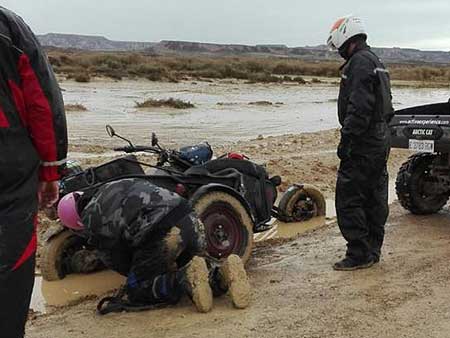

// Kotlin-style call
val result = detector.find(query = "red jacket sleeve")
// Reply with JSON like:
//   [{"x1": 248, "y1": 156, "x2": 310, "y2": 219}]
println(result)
[{"x1": 10, "y1": 13, "x2": 68, "y2": 181}]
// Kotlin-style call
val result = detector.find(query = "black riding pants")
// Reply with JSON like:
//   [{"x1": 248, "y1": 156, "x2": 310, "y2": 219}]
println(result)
[
  {"x1": 123, "y1": 214, "x2": 206, "y2": 304},
  {"x1": 336, "y1": 153, "x2": 389, "y2": 262},
  {"x1": 0, "y1": 217, "x2": 36, "y2": 338}
]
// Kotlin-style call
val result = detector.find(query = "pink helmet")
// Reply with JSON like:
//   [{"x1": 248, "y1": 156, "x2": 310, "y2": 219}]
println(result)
[{"x1": 57, "y1": 192, "x2": 84, "y2": 231}]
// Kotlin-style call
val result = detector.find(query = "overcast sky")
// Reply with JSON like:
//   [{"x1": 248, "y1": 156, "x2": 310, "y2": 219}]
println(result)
[{"x1": 2, "y1": 0, "x2": 450, "y2": 51}]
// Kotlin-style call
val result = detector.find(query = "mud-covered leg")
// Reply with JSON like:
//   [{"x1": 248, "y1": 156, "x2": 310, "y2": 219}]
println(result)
[
  {"x1": 126, "y1": 216, "x2": 213, "y2": 312},
  {"x1": 172, "y1": 213, "x2": 213, "y2": 312},
  {"x1": 175, "y1": 213, "x2": 207, "y2": 268},
  {"x1": 126, "y1": 229, "x2": 180, "y2": 305}
]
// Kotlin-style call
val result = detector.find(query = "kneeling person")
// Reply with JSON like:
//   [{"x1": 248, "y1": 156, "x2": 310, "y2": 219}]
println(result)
[{"x1": 58, "y1": 178, "x2": 250, "y2": 313}]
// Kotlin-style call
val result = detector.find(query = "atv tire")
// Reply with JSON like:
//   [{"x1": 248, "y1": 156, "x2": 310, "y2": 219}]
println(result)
[
  {"x1": 396, "y1": 153, "x2": 450, "y2": 215},
  {"x1": 194, "y1": 191, "x2": 253, "y2": 264},
  {"x1": 278, "y1": 184, "x2": 326, "y2": 222},
  {"x1": 40, "y1": 230, "x2": 86, "y2": 281}
]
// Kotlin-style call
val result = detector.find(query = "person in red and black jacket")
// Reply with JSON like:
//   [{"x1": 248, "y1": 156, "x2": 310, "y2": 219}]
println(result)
[{"x1": 0, "y1": 7, "x2": 67, "y2": 338}]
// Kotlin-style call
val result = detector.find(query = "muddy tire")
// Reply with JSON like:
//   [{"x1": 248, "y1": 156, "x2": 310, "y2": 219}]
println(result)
[
  {"x1": 194, "y1": 192, "x2": 253, "y2": 264},
  {"x1": 41, "y1": 230, "x2": 85, "y2": 281},
  {"x1": 278, "y1": 184, "x2": 326, "y2": 222},
  {"x1": 396, "y1": 153, "x2": 450, "y2": 215}
]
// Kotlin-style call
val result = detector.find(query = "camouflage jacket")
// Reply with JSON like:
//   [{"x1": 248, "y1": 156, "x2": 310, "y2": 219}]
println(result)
[{"x1": 80, "y1": 178, "x2": 192, "y2": 249}]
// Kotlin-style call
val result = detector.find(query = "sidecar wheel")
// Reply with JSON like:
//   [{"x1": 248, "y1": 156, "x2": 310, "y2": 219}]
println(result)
[{"x1": 278, "y1": 184, "x2": 326, "y2": 222}]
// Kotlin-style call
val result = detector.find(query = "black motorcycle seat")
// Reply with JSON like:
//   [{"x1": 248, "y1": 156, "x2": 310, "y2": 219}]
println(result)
[
  {"x1": 184, "y1": 166, "x2": 211, "y2": 176},
  {"x1": 201, "y1": 158, "x2": 267, "y2": 179}
]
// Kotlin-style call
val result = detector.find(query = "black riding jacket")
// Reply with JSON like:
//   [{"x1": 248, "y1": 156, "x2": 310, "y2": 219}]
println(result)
[
  {"x1": 0, "y1": 7, "x2": 67, "y2": 272},
  {"x1": 338, "y1": 42, "x2": 394, "y2": 158}
]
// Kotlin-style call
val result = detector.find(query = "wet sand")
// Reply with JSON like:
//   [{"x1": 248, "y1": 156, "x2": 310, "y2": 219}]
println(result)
[
  {"x1": 27, "y1": 79, "x2": 450, "y2": 337},
  {"x1": 28, "y1": 201, "x2": 450, "y2": 338}
]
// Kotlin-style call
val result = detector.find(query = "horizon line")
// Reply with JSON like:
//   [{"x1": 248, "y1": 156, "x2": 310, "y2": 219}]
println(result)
[{"x1": 38, "y1": 32, "x2": 450, "y2": 53}]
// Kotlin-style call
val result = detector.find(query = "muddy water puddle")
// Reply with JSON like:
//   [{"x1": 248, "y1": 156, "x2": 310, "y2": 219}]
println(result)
[
  {"x1": 31, "y1": 271, "x2": 125, "y2": 313},
  {"x1": 63, "y1": 80, "x2": 450, "y2": 147},
  {"x1": 31, "y1": 180, "x2": 398, "y2": 313},
  {"x1": 256, "y1": 179, "x2": 398, "y2": 242}
]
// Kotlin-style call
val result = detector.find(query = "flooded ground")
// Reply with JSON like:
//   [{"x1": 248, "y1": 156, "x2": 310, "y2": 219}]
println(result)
[
  {"x1": 32, "y1": 272, "x2": 125, "y2": 314},
  {"x1": 63, "y1": 79, "x2": 450, "y2": 148},
  {"x1": 28, "y1": 201, "x2": 450, "y2": 338},
  {"x1": 30, "y1": 178, "x2": 399, "y2": 313},
  {"x1": 26, "y1": 79, "x2": 450, "y2": 336}
]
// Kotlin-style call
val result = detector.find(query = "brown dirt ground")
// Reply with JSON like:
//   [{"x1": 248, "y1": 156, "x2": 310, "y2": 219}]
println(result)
[
  {"x1": 30, "y1": 129, "x2": 450, "y2": 338},
  {"x1": 29, "y1": 201, "x2": 450, "y2": 338}
]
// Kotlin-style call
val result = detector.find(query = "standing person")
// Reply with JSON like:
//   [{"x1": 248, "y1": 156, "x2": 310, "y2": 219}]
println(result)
[
  {"x1": 0, "y1": 6, "x2": 67, "y2": 338},
  {"x1": 326, "y1": 15, "x2": 394, "y2": 270},
  {"x1": 57, "y1": 178, "x2": 251, "y2": 314}
]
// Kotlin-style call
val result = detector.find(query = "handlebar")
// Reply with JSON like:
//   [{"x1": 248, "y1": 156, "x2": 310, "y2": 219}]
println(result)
[
  {"x1": 112, "y1": 144, "x2": 191, "y2": 170},
  {"x1": 113, "y1": 145, "x2": 160, "y2": 153}
]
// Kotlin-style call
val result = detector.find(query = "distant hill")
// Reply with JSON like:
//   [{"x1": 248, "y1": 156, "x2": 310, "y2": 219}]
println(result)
[
  {"x1": 38, "y1": 33, "x2": 156, "y2": 51},
  {"x1": 37, "y1": 33, "x2": 450, "y2": 64}
]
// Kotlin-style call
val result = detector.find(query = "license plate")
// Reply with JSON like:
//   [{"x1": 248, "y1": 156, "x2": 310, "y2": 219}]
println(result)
[{"x1": 409, "y1": 139, "x2": 435, "y2": 153}]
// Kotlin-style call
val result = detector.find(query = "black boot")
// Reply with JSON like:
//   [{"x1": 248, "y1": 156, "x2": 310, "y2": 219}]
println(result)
[{"x1": 333, "y1": 256, "x2": 374, "y2": 271}]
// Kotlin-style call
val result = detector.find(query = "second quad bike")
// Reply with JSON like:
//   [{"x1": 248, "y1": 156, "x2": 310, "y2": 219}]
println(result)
[
  {"x1": 41, "y1": 126, "x2": 325, "y2": 281},
  {"x1": 390, "y1": 99, "x2": 450, "y2": 214}
]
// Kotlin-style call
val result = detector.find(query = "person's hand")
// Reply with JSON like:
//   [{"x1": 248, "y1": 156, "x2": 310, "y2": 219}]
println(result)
[{"x1": 38, "y1": 181, "x2": 60, "y2": 208}]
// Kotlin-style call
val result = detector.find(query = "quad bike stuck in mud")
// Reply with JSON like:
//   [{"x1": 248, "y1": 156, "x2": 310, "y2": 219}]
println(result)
[
  {"x1": 390, "y1": 99, "x2": 450, "y2": 214},
  {"x1": 40, "y1": 125, "x2": 325, "y2": 281}
]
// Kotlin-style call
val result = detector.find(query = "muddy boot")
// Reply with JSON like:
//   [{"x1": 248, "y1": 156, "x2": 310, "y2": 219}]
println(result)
[
  {"x1": 176, "y1": 256, "x2": 213, "y2": 313},
  {"x1": 219, "y1": 254, "x2": 251, "y2": 309},
  {"x1": 333, "y1": 257, "x2": 374, "y2": 271}
]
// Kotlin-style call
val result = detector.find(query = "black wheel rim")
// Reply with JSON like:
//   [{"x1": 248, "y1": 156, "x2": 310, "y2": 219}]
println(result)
[
  {"x1": 414, "y1": 166, "x2": 447, "y2": 204},
  {"x1": 59, "y1": 237, "x2": 86, "y2": 277},
  {"x1": 291, "y1": 194, "x2": 318, "y2": 222}
]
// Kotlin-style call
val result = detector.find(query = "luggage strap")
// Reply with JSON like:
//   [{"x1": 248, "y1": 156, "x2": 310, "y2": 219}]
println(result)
[{"x1": 96, "y1": 288, "x2": 167, "y2": 315}]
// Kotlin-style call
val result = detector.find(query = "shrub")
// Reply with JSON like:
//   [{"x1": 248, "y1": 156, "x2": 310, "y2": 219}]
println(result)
[
  {"x1": 293, "y1": 76, "x2": 306, "y2": 84},
  {"x1": 74, "y1": 73, "x2": 90, "y2": 83},
  {"x1": 135, "y1": 98, "x2": 195, "y2": 109},
  {"x1": 65, "y1": 103, "x2": 88, "y2": 111},
  {"x1": 248, "y1": 72, "x2": 281, "y2": 83},
  {"x1": 46, "y1": 50, "x2": 450, "y2": 85}
]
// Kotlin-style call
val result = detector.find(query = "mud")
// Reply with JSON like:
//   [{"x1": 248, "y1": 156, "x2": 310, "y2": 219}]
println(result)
[
  {"x1": 28, "y1": 202, "x2": 450, "y2": 338},
  {"x1": 31, "y1": 272, "x2": 125, "y2": 313},
  {"x1": 26, "y1": 79, "x2": 450, "y2": 337},
  {"x1": 261, "y1": 216, "x2": 329, "y2": 242},
  {"x1": 165, "y1": 227, "x2": 182, "y2": 254}
]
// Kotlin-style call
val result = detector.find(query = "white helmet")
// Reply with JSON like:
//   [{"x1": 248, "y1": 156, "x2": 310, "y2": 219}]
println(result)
[{"x1": 327, "y1": 15, "x2": 367, "y2": 50}]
